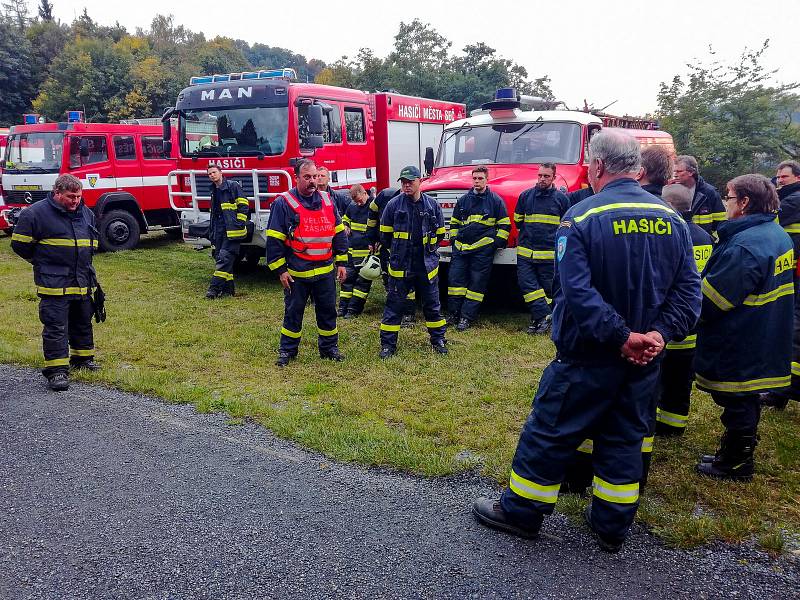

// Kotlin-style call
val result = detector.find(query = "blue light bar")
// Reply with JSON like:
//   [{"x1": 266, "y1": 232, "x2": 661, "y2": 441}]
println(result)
[
  {"x1": 495, "y1": 88, "x2": 517, "y2": 100},
  {"x1": 241, "y1": 72, "x2": 259, "y2": 80},
  {"x1": 23, "y1": 113, "x2": 39, "y2": 125},
  {"x1": 189, "y1": 75, "x2": 214, "y2": 85},
  {"x1": 189, "y1": 68, "x2": 298, "y2": 86},
  {"x1": 67, "y1": 110, "x2": 84, "y2": 123}
]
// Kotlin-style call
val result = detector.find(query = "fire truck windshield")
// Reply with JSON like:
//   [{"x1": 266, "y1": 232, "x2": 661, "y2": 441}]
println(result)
[
  {"x1": 181, "y1": 107, "x2": 288, "y2": 157},
  {"x1": 4, "y1": 132, "x2": 63, "y2": 173},
  {"x1": 436, "y1": 121, "x2": 582, "y2": 167}
]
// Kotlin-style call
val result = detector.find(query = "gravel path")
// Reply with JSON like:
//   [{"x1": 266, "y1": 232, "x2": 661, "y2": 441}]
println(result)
[{"x1": 1, "y1": 364, "x2": 797, "y2": 599}]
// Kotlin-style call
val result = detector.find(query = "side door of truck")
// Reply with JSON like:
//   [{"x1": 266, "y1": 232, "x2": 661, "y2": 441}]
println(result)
[
  {"x1": 341, "y1": 104, "x2": 374, "y2": 189},
  {"x1": 66, "y1": 133, "x2": 115, "y2": 208}
]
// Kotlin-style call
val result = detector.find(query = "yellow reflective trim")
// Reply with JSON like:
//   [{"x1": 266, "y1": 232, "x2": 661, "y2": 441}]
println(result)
[
  {"x1": 380, "y1": 225, "x2": 394, "y2": 233},
  {"x1": 531, "y1": 250, "x2": 555, "y2": 260},
  {"x1": 37, "y1": 286, "x2": 91, "y2": 296},
  {"x1": 497, "y1": 217, "x2": 511, "y2": 225},
  {"x1": 513, "y1": 212, "x2": 523, "y2": 223},
  {"x1": 701, "y1": 278, "x2": 734, "y2": 311},
  {"x1": 267, "y1": 257, "x2": 286, "y2": 271},
  {"x1": 213, "y1": 270, "x2": 234, "y2": 281},
  {"x1": 70, "y1": 348, "x2": 94, "y2": 357},
  {"x1": 406, "y1": 291, "x2": 416, "y2": 300},
  {"x1": 366, "y1": 219, "x2": 378, "y2": 227},
  {"x1": 693, "y1": 213, "x2": 713, "y2": 225},
  {"x1": 288, "y1": 264, "x2": 335, "y2": 278},
  {"x1": 236, "y1": 198, "x2": 250, "y2": 206},
  {"x1": 220, "y1": 202, "x2": 237, "y2": 210},
  {"x1": 236, "y1": 213, "x2": 248, "y2": 222},
  {"x1": 435, "y1": 227, "x2": 446, "y2": 235},
  {"x1": 428, "y1": 266, "x2": 439, "y2": 281},
  {"x1": 783, "y1": 224, "x2": 800, "y2": 234},
  {"x1": 793, "y1": 361, "x2": 800, "y2": 377},
  {"x1": 317, "y1": 327, "x2": 338, "y2": 336},
  {"x1": 44, "y1": 357, "x2": 70, "y2": 367},
  {"x1": 743, "y1": 282, "x2": 794, "y2": 307},
  {"x1": 641, "y1": 435, "x2": 654, "y2": 453},
  {"x1": 342, "y1": 216, "x2": 351, "y2": 225},
  {"x1": 508, "y1": 469, "x2": 560, "y2": 504},
  {"x1": 349, "y1": 222, "x2": 368, "y2": 232},
  {"x1": 380, "y1": 322, "x2": 401, "y2": 332},
  {"x1": 266, "y1": 229, "x2": 287, "y2": 241},
  {"x1": 656, "y1": 407, "x2": 688, "y2": 428},
  {"x1": 496, "y1": 229, "x2": 510, "y2": 240},
  {"x1": 574, "y1": 202, "x2": 675, "y2": 223},
  {"x1": 449, "y1": 228, "x2": 459, "y2": 237},
  {"x1": 40, "y1": 238, "x2": 94, "y2": 247},
  {"x1": 280, "y1": 327, "x2": 302, "y2": 339},
  {"x1": 339, "y1": 291, "x2": 353, "y2": 299},
  {"x1": 353, "y1": 288, "x2": 368, "y2": 299},
  {"x1": 523, "y1": 289, "x2": 546, "y2": 303},
  {"x1": 388, "y1": 266, "x2": 405, "y2": 278},
  {"x1": 334, "y1": 223, "x2": 345, "y2": 234},
  {"x1": 335, "y1": 254, "x2": 348, "y2": 263},
  {"x1": 11, "y1": 233, "x2": 34, "y2": 242},
  {"x1": 227, "y1": 228, "x2": 247, "y2": 239},
  {"x1": 666, "y1": 333, "x2": 697, "y2": 350},
  {"x1": 712, "y1": 212, "x2": 727, "y2": 222},
  {"x1": 523, "y1": 213, "x2": 561, "y2": 225},
  {"x1": 465, "y1": 290, "x2": 484, "y2": 301},
  {"x1": 592, "y1": 476, "x2": 639, "y2": 504},
  {"x1": 449, "y1": 217, "x2": 462, "y2": 226},
  {"x1": 425, "y1": 319, "x2": 446, "y2": 329},
  {"x1": 696, "y1": 374, "x2": 791, "y2": 393},
  {"x1": 454, "y1": 237, "x2": 494, "y2": 251},
  {"x1": 577, "y1": 439, "x2": 593, "y2": 454},
  {"x1": 448, "y1": 287, "x2": 467, "y2": 296},
  {"x1": 368, "y1": 200, "x2": 378, "y2": 211},
  {"x1": 348, "y1": 249, "x2": 371, "y2": 258},
  {"x1": 393, "y1": 231, "x2": 410, "y2": 239}
]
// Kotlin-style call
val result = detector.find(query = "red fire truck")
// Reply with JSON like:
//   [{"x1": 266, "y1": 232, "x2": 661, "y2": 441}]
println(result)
[
  {"x1": 1, "y1": 116, "x2": 179, "y2": 250},
  {"x1": 0, "y1": 128, "x2": 10, "y2": 233},
  {"x1": 422, "y1": 88, "x2": 675, "y2": 264},
  {"x1": 161, "y1": 68, "x2": 466, "y2": 264}
]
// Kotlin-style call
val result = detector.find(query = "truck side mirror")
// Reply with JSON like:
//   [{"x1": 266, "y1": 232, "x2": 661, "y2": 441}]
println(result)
[
  {"x1": 79, "y1": 139, "x2": 90, "y2": 158},
  {"x1": 162, "y1": 118, "x2": 171, "y2": 143},
  {"x1": 162, "y1": 140, "x2": 173, "y2": 158},
  {"x1": 307, "y1": 104, "x2": 324, "y2": 136},
  {"x1": 424, "y1": 146, "x2": 434, "y2": 175},
  {"x1": 306, "y1": 135, "x2": 324, "y2": 150}
]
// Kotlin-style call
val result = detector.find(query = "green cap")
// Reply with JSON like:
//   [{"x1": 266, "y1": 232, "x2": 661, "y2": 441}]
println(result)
[{"x1": 398, "y1": 165, "x2": 421, "y2": 181}]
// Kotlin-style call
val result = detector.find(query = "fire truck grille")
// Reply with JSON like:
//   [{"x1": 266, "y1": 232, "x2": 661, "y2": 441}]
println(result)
[
  {"x1": 424, "y1": 189, "x2": 463, "y2": 226},
  {"x1": 5, "y1": 190, "x2": 49, "y2": 204}
]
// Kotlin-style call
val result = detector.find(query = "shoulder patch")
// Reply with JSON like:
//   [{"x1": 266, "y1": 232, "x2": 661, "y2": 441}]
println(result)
[
  {"x1": 557, "y1": 236, "x2": 568, "y2": 261},
  {"x1": 559, "y1": 220, "x2": 572, "y2": 228}
]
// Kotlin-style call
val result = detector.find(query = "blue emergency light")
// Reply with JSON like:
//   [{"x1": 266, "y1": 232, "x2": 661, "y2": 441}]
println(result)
[
  {"x1": 23, "y1": 113, "x2": 40, "y2": 124},
  {"x1": 495, "y1": 88, "x2": 518, "y2": 101},
  {"x1": 67, "y1": 110, "x2": 84, "y2": 123},
  {"x1": 189, "y1": 68, "x2": 298, "y2": 86}
]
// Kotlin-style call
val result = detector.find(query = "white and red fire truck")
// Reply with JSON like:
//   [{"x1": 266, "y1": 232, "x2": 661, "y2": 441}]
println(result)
[
  {"x1": 162, "y1": 68, "x2": 466, "y2": 264},
  {"x1": 0, "y1": 128, "x2": 10, "y2": 233},
  {"x1": 1, "y1": 114, "x2": 179, "y2": 250},
  {"x1": 422, "y1": 88, "x2": 675, "y2": 264}
]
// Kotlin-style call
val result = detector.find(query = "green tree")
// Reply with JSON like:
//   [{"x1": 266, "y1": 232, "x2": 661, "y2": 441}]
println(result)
[
  {"x1": 2, "y1": 0, "x2": 28, "y2": 29},
  {"x1": 0, "y1": 16, "x2": 36, "y2": 125},
  {"x1": 38, "y1": 0, "x2": 53, "y2": 21},
  {"x1": 658, "y1": 41, "x2": 800, "y2": 189}
]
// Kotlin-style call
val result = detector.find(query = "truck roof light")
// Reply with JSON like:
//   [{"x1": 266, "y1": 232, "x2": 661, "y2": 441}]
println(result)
[
  {"x1": 495, "y1": 88, "x2": 518, "y2": 101},
  {"x1": 189, "y1": 68, "x2": 298, "y2": 86},
  {"x1": 67, "y1": 110, "x2": 84, "y2": 123},
  {"x1": 23, "y1": 113, "x2": 42, "y2": 125}
]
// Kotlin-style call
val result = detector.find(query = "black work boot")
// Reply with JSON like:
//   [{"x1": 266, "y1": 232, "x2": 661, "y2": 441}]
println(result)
[
  {"x1": 225, "y1": 281, "x2": 236, "y2": 297},
  {"x1": 696, "y1": 431, "x2": 757, "y2": 482},
  {"x1": 70, "y1": 359, "x2": 100, "y2": 372},
  {"x1": 275, "y1": 351, "x2": 296, "y2": 368},
  {"x1": 337, "y1": 306, "x2": 347, "y2": 318},
  {"x1": 527, "y1": 314, "x2": 552, "y2": 335},
  {"x1": 320, "y1": 347, "x2": 345, "y2": 362},
  {"x1": 456, "y1": 318, "x2": 471, "y2": 332},
  {"x1": 584, "y1": 505, "x2": 623, "y2": 553},
  {"x1": 47, "y1": 372, "x2": 69, "y2": 392},
  {"x1": 472, "y1": 497, "x2": 541, "y2": 539},
  {"x1": 431, "y1": 339, "x2": 448, "y2": 355},
  {"x1": 205, "y1": 287, "x2": 222, "y2": 300},
  {"x1": 379, "y1": 346, "x2": 395, "y2": 359},
  {"x1": 699, "y1": 430, "x2": 729, "y2": 464},
  {"x1": 760, "y1": 391, "x2": 790, "y2": 410}
]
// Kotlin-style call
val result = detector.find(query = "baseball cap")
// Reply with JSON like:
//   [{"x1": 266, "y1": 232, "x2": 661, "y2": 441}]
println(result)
[{"x1": 397, "y1": 166, "x2": 421, "y2": 181}]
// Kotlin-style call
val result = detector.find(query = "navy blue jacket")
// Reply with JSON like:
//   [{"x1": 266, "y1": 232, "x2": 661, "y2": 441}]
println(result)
[
  {"x1": 695, "y1": 213, "x2": 794, "y2": 396},
  {"x1": 449, "y1": 186, "x2": 510, "y2": 253},
  {"x1": 321, "y1": 185, "x2": 352, "y2": 217},
  {"x1": 265, "y1": 188, "x2": 348, "y2": 280},
  {"x1": 778, "y1": 181, "x2": 800, "y2": 260},
  {"x1": 514, "y1": 186, "x2": 570, "y2": 262},
  {"x1": 550, "y1": 178, "x2": 701, "y2": 363},
  {"x1": 690, "y1": 176, "x2": 726, "y2": 237},
  {"x1": 380, "y1": 192, "x2": 446, "y2": 280},
  {"x1": 342, "y1": 200, "x2": 372, "y2": 261},
  {"x1": 567, "y1": 186, "x2": 594, "y2": 207},
  {"x1": 367, "y1": 187, "x2": 399, "y2": 244},
  {"x1": 11, "y1": 194, "x2": 98, "y2": 295},
  {"x1": 209, "y1": 179, "x2": 249, "y2": 240}
]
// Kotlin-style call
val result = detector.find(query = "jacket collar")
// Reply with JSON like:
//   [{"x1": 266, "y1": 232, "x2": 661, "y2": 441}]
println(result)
[
  {"x1": 778, "y1": 181, "x2": 800, "y2": 200},
  {"x1": 45, "y1": 192, "x2": 83, "y2": 216},
  {"x1": 717, "y1": 213, "x2": 776, "y2": 241},
  {"x1": 641, "y1": 183, "x2": 663, "y2": 197}
]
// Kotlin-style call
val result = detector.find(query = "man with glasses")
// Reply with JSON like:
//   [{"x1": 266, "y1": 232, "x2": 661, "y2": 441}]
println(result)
[{"x1": 673, "y1": 155, "x2": 726, "y2": 238}]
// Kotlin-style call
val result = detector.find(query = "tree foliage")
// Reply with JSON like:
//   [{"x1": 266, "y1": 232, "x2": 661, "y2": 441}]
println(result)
[{"x1": 657, "y1": 41, "x2": 800, "y2": 189}]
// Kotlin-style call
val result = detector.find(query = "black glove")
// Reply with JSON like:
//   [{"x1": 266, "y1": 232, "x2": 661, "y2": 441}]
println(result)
[{"x1": 93, "y1": 285, "x2": 106, "y2": 323}]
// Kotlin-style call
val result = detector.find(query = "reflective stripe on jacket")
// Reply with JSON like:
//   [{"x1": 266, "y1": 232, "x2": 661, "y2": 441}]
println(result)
[
  {"x1": 210, "y1": 179, "x2": 250, "y2": 240},
  {"x1": 11, "y1": 194, "x2": 98, "y2": 295},
  {"x1": 695, "y1": 213, "x2": 794, "y2": 395},
  {"x1": 343, "y1": 201, "x2": 372, "y2": 259},
  {"x1": 380, "y1": 192, "x2": 445, "y2": 280},
  {"x1": 449, "y1": 186, "x2": 510, "y2": 253},
  {"x1": 690, "y1": 176, "x2": 726, "y2": 237},
  {"x1": 514, "y1": 186, "x2": 570, "y2": 262}
]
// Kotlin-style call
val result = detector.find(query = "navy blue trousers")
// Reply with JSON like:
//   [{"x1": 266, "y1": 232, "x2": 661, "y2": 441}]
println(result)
[
  {"x1": 517, "y1": 258, "x2": 553, "y2": 320},
  {"x1": 447, "y1": 246, "x2": 495, "y2": 321},
  {"x1": 279, "y1": 272, "x2": 339, "y2": 355},
  {"x1": 209, "y1": 231, "x2": 240, "y2": 294},
  {"x1": 380, "y1": 271, "x2": 446, "y2": 350},
  {"x1": 501, "y1": 358, "x2": 660, "y2": 544},
  {"x1": 39, "y1": 295, "x2": 94, "y2": 376}
]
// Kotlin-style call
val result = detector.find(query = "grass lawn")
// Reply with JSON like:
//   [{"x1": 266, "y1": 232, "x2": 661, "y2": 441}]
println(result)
[{"x1": 1, "y1": 233, "x2": 798, "y2": 552}]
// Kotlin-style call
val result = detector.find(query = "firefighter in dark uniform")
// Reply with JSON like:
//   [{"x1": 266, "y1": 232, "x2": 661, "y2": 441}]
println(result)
[
  {"x1": 266, "y1": 159, "x2": 348, "y2": 367},
  {"x1": 317, "y1": 166, "x2": 352, "y2": 217},
  {"x1": 673, "y1": 155, "x2": 726, "y2": 238},
  {"x1": 11, "y1": 174, "x2": 101, "y2": 391},
  {"x1": 567, "y1": 185, "x2": 594, "y2": 207},
  {"x1": 514, "y1": 163, "x2": 570, "y2": 334},
  {"x1": 695, "y1": 174, "x2": 793, "y2": 481},
  {"x1": 473, "y1": 131, "x2": 701, "y2": 552},
  {"x1": 206, "y1": 164, "x2": 249, "y2": 299},
  {"x1": 339, "y1": 184, "x2": 374, "y2": 318},
  {"x1": 447, "y1": 165, "x2": 510, "y2": 331},
  {"x1": 378, "y1": 166, "x2": 448, "y2": 358},
  {"x1": 761, "y1": 160, "x2": 800, "y2": 410},
  {"x1": 656, "y1": 184, "x2": 713, "y2": 436}
]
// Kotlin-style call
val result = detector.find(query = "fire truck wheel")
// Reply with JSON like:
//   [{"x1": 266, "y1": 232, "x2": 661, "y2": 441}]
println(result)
[{"x1": 98, "y1": 209, "x2": 141, "y2": 252}]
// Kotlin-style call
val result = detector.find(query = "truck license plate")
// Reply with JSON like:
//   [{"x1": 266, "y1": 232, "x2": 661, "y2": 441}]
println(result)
[{"x1": 13, "y1": 185, "x2": 42, "y2": 191}]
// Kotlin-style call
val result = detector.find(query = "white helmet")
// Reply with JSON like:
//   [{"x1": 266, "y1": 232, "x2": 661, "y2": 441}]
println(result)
[{"x1": 358, "y1": 254, "x2": 382, "y2": 281}]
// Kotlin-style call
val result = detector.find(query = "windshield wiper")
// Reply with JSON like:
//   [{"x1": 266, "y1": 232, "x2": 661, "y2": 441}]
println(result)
[
  {"x1": 191, "y1": 149, "x2": 222, "y2": 157},
  {"x1": 510, "y1": 117, "x2": 544, "y2": 143},
  {"x1": 440, "y1": 123, "x2": 473, "y2": 148}
]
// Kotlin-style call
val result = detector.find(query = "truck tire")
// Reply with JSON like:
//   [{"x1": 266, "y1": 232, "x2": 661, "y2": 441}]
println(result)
[{"x1": 98, "y1": 209, "x2": 141, "y2": 252}]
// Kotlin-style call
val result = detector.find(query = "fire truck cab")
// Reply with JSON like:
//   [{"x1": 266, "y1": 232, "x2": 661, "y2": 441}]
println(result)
[
  {"x1": 1, "y1": 116, "x2": 179, "y2": 250},
  {"x1": 163, "y1": 68, "x2": 466, "y2": 264}
]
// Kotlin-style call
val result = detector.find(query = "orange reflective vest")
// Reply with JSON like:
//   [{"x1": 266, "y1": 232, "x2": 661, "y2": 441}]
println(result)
[{"x1": 283, "y1": 190, "x2": 336, "y2": 262}]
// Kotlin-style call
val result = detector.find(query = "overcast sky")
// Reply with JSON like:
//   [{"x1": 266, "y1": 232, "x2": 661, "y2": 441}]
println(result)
[{"x1": 40, "y1": 0, "x2": 799, "y2": 115}]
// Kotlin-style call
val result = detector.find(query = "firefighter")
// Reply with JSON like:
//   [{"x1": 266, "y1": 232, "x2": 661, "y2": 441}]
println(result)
[
  {"x1": 11, "y1": 174, "x2": 102, "y2": 391},
  {"x1": 266, "y1": 159, "x2": 348, "y2": 367},
  {"x1": 317, "y1": 166, "x2": 352, "y2": 217},
  {"x1": 378, "y1": 166, "x2": 448, "y2": 358},
  {"x1": 447, "y1": 166, "x2": 510, "y2": 331},
  {"x1": 514, "y1": 163, "x2": 570, "y2": 334},
  {"x1": 339, "y1": 184, "x2": 374, "y2": 318},
  {"x1": 637, "y1": 145, "x2": 673, "y2": 198},
  {"x1": 206, "y1": 164, "x2": 249, "y2": 299},
  {"x1": 673, "y1": 155, "x2": 726, "y2": 238},
  {"x1": 656, "y1": 184, "x2": 713, "y2": 436},
  {"x1": 761, "y1": 160, "x2": 800, "y2": 410},
  {"x1": 695, "y1": 174, "x2": 793, "y2": 481},
  {"x1": 367, "y1": 186, "x2": 416, "y2": 326},
  {"x1": 472, "y1": 131, "x2": 700, "y2": 552}
]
